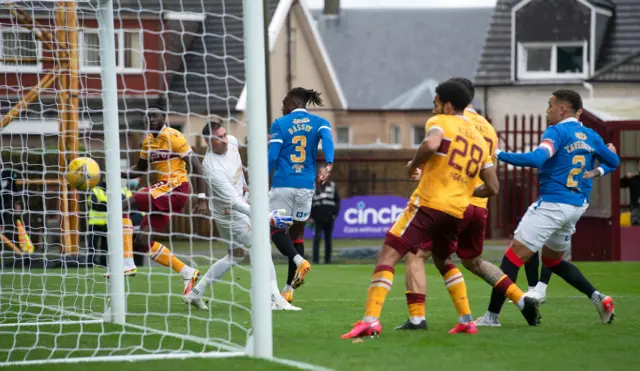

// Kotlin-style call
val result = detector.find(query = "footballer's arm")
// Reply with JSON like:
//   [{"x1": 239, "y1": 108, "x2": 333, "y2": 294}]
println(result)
[
  {"x1": 205, "y1": 168, "x2": 251, "y2": 217},
  {"x1": 185, "y1": 151, "x2": 207, "y2": 196},
  {"x1": 319, "y1": 124, "x2": 335, "y2": 181},
  {"x1": 121, "y1": 157, "x2": 149, "y2": 179},
  {"x1": 473, "y1": 165, "x2": 500, "y2": 198},
  {"x1": 584, "y1": 142, "x2": 619, "y2": 179},
  {"x1": 185, "y1": 152, "x2": 209, "y2": 214},
  {"x1": 408, "y1": 127, "x2": 443, "y2": 175}
]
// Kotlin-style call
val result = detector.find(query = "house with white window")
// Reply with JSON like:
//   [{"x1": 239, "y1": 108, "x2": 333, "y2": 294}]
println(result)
[
  {"x1": 313, "y1": 5, "x2": 492, "y2": 148},
  {"x1": 475, "y1": 0, "x2": 640, "y2": 128}
]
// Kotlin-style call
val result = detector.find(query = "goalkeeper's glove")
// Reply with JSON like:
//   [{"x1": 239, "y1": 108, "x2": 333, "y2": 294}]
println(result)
[{"x1": 270, "y1": 209, "x2": 293, "y2": 230}]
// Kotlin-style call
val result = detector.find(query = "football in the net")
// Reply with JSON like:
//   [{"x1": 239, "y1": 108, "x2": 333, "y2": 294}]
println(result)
[{"x1": 66, "y1": 157, "x2": 101, "y2": 191}]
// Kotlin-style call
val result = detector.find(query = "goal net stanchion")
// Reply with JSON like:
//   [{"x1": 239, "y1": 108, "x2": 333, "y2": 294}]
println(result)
[
  {"x1": 0, "y1": 0, "x2": 273, "y2": 366},
  {"x1": 96, "y1": 0, "x2": 125, "y2": 325},
  {"x1": 242, "y1": 0, "x2": 273, "y2": 359}
]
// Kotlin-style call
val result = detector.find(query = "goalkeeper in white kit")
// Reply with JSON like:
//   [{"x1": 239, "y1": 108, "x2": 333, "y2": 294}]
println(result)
[{"x1": 183, "y1": 119, "x2": 300, "y2": 311}]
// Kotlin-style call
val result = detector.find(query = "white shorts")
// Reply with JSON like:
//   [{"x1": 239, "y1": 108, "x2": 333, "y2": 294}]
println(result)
[
  {"x1": 269, "y1": 187, "x2": 314, "y2": 222},
  {"x1": 514, "y1": 200, "x2": 588, "y2": 253},
  {"x1": 214, "y1": 213, "x2": 251, "y2": 249}
]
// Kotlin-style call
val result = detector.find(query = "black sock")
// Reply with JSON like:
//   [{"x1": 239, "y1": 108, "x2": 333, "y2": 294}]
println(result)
[
  {"x1": 488, "y1": 254, "x2": 521, "y2": 314},
  {"x1": 548, "y1": 260, "x2": 596, "y2": 298},
  {"x1": 286, "y1": 241, "x2": 305, "y2": 285},
  {"x1": 525, "y1": 251, "x2": 540, "y2": 287},
  {"x1": 540, "y1": 266, "x2": 553, "y2": 285},
  {"x1": 271, "y1": 229, "x2": 297, "y2": 261}
]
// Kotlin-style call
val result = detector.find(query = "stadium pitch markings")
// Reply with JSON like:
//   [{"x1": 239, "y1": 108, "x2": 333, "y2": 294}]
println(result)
[{"x1": 291, "y1": 295, "x2": 630, "y2": 303}]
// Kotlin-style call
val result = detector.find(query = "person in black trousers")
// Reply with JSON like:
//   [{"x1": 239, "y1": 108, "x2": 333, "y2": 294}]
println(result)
[
  {"x1": 310, "y1": 166, "x2": 340, "y2": 264},
  {"x1": 0, "y1": 168, "x2": 22, "y2": 251},
  {"x1": 621, "y1": 162, "x2": 640, "y2": 225}
]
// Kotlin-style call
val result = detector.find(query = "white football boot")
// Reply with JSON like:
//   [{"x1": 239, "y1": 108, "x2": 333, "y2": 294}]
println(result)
[{"x1": 475, "y1": 312, "x2": 501, "y2": 327}]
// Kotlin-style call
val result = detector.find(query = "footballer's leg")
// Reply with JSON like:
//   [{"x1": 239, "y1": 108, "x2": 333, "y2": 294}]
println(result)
[
  {"x1": 342, "y1": 204, "x2": 422, "y2": 339},
  {"x1": 288, "y1": 189, "x2": 314, "y2": 289},
  {"x1": 105, "y1": 192, "x2": 145, "y2": 277},
  {"x1": 341, "y1": 242, "x2": 405, "y2": 339},
  {"x1": 477, "y1": 201, "x2": 561, "y2": 327},
  {"x1": 421, "y1": 207, "x2": 476, "y2": 334},
  {"x1": 184, "y1": 246, "x2": 244, "y2": 311},
  {"x1": 283, "y1": 220, "x2": 306, "y2": 300},
  {"x1": 542, "y1": 212, "x2": 614, "y2": 324},
  {"x1": 269, "y1": 188, "x2": 306, "y2": 291},
  {"x1": 135, "y1": 184, "x2": 199, "y2": 293},
  {"x1": 458, "y1": 205, "x2": 540, "y2": 326},
  {"x1": 524, "y1": 251, "x2": 541, "y2": 293},
  {"x1": 395, "y1": 248, "x2": 429, "y2": 331}
]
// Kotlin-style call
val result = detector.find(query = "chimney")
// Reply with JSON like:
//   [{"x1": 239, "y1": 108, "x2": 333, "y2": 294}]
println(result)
[{"x1": 323, "y1": 0, "x2": 340, "y2": 18}]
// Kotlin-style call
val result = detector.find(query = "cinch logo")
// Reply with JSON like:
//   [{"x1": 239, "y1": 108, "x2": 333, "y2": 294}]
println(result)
[{"x1": 344, "y1": 201, "x2": 404, "y2": 225}]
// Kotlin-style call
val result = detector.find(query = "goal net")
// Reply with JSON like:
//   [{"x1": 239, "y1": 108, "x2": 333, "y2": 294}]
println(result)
[{"x1": 0, "y1": 0, "x2": 272, "y2": 366}]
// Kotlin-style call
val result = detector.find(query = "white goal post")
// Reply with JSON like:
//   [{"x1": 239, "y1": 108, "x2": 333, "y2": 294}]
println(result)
[{"x1": 0, "y1": 0, "x2": 272, "y2": 366}]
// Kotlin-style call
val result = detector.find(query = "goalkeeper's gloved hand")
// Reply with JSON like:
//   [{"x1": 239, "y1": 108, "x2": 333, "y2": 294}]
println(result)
[{"x1": 270, "y1": 209, "x2": 293, "y2": 230}]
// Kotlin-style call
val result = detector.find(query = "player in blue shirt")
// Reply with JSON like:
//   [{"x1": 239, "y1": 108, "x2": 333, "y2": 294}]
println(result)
[
  {"x1": 268, "y1": 87, "x2": 335, "y2": 300},
  {"x1": 523, "y1": 143, "x2": 618, "y2": 304},
  {"x1": 476, "y1": 90, "x2": 619, "y2": 327}
]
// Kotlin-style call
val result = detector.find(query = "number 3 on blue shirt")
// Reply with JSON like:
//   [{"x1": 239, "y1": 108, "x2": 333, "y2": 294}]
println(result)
[
  {"x1": 567, "y1": 155, "x2": 585, "y2": 188},
  {"x1": 290, "y1": 135, "x2": 307, "y2": 163}
]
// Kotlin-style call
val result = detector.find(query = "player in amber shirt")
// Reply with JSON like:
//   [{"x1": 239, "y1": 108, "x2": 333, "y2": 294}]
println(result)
[
  {"x1": 394, "y1": 78, "x2": 540, "y2": 332},
  {"x1": 118, "y1": 106, "x2": 208, "y2": 294},
  {"x1": 342, "y1": 80, "x2": 498, "y2": 339}
]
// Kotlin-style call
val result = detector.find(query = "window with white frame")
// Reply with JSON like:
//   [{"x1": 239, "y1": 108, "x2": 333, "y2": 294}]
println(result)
[
  {"x1": 336, "y1": 126, "x2": 351, "y2": 145},
  {"x1": 0, "y1": 28, "x2": 42, "y2": 71},
  {"x1": 390, "y1": 125, "x2": 401, "y2": 145},
  {"x1": 80, "y1": 29, "x2": 143, "y2": 72},
  {"x1": 517, "y1": 42, "x2": 588, "y2": 79},
  {"x1": 412, "y1": 125, "x2": 425, "y2": 147}
]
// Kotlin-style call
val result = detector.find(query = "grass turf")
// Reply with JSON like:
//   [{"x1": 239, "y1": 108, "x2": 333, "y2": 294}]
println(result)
[{"x1": 1, "y1": 261, "x2": 638, "y2": 370}]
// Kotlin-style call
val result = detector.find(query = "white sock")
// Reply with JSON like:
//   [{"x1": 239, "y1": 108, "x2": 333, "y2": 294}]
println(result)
[
  {"x1": 528, "y1": 286, "x2": 536, "y2": 292},
  {"x1": 282, "y1": 284, "x2": 294, "y2": 293},
  {"x1": 487, "y1": 311, "x2": 500, "y2": 321},
  {"x1": 178, "y1": 265, "x2": 196, "y2": 280},
  {"x1": 203, "y1": 255, "x2": 234, "y2": 285},
  {"x1": 293, "y1": 254, "x2": 304, "y2": 266},
  {"x1": 591, "y1": 290, "x2": 606, "y2": 303},
  {"x1": 410, "y1": 316, "x2": 425, "y2": 325},
  {"x1": 516, "y1": 297, "x2": 525, "y2": 310},
  {"x1": 535, "y1": 282, "x2": 548, "y2": 294},
  {"x1": 124, "y1": 257, "x2": 136, "y2": 270},
  {"x1": 363, "y1": 316, "x2": 377, "y2": 323}
]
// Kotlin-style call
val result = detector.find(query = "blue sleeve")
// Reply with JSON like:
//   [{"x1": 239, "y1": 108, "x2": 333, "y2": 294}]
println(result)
[
  {"x1": 268, "y1": 120, "x2": 283, "y2": 174},
  {"x1": 497, "y1": 147, "x2": 551, "y2": 168},
  {"x1": 593, "y1": 137, "x2": 620, "y2": 170},
  {"x1": 497, "y1": 126, "x2": 560, "y2": 168},
  {"x1": 319, "y1": 124, "x2": 335, "y2": 164}
]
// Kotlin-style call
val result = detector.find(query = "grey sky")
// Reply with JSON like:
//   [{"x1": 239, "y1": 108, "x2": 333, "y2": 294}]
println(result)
[{"x1": 306, "y1": 0, "x2": 497, "y2": 8}]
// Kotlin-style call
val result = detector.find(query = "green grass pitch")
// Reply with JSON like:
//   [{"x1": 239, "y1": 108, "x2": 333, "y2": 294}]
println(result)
[{"x1": 1, "y1": 259, "x2": 639, "y2": 371}]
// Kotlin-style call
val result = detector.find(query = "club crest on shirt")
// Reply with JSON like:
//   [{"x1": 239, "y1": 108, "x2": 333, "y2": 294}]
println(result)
[{"x1": 575, "y1": 132, "x2": 587, "y2": 140}]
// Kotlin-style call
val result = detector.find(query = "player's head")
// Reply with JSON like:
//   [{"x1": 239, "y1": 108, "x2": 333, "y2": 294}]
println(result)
[
  {"x1": 432, "y1": 81, "x2": 472, "y2": 115},
  {"x1": 282, "y1": 87, "x2": 324, "y2": 115},
  {"x1": 202, "y1": 118, "x2": 228, "y2": 155},
  {"x1": 146, "y1": 105, "x2": 167, "y2": 136},
  {"x1": 547, "y1": 89, "x2": 583, "y2": 125},
  {"x1": 447, "y1": 77, "x2": 475, "y2": 102}
]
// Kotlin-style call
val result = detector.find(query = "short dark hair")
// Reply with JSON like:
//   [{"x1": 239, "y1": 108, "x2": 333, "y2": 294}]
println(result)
[
  {"x1": 202, "y1": 119, "x2": 223, "y2": 137},
  {"x1": 552, "y1": 89, "x2": 583, "y2": 112},
  {"x1": 448, "y1": 77, "x2": 475, "y2": 101},
  {"x1": 435, "y1": 81, "x2": 472, "y2": 111},
  {"x1": 287, "y1": 87, "x2": 324, "y2": 108}
]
